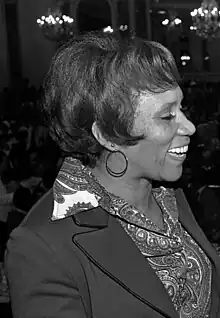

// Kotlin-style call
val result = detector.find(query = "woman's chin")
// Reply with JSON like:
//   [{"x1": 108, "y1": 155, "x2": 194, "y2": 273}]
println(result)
[{"x1": 159, "y1": 166, "x2": 183, "y2": 183}]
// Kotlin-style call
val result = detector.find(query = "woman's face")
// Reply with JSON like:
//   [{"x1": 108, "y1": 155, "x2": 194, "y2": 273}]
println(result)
[{"x1": 123, "y1": 86, "x2": 196, "y2": 182}]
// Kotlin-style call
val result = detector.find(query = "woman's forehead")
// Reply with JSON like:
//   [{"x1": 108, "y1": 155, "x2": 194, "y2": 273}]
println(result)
[{"x1": 137, "y1": 86, "x2": 183, "y2": 112}]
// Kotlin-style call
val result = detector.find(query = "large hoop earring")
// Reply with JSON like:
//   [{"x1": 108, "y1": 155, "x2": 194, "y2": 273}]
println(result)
[{"x1": 106, "y1": 151, "x2": 128, "y2": 178}]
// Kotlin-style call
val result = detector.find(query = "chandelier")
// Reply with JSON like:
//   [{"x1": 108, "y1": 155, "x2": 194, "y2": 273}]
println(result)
[
  {"x1": 37, "y1": 7, "x2": 74, "y2": 43},
  {"x1": 161, "y1": 9, "x2": 182, "y2": 32},
  {"x1": 190, "y1": 0, "x2": 220, "y2": 38},
  {"x1": 162, "y1": 17, "x2": 182, "y2": 28}
]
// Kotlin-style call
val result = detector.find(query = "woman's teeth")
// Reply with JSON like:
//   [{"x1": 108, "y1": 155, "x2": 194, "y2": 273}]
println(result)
[{"x1": 168, "y1": 146, "x2": 188, "y2": 157}]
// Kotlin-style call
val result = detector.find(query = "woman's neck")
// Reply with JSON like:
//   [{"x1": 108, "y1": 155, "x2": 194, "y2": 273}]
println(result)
[{"x1": 92, "y1": 164, "x2": 163, "y2": 225}]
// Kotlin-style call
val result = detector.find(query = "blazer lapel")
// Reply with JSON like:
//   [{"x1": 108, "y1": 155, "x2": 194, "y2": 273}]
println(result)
[
  {"x1": 176, "y1": 187, "x2": 220, "y2": 312},
  {"x1": 72, "y1": 209, "x2": 178, "y2": 318},
  {"x1": 176, "y1": 188, "x2": 220, "y2": 270}
]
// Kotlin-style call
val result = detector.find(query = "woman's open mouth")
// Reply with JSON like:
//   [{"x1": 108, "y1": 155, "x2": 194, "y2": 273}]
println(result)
[{"x1": 167, "y1": 145, "x2": 188, "y2": 160}]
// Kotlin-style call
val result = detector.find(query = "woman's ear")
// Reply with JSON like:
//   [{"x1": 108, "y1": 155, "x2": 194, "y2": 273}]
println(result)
[{"x1": 92, "y1": 122, "x2": 117, "y2": 152}]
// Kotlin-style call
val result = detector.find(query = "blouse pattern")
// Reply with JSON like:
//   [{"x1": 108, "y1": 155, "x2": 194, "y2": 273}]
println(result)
[{"x1": 52, "y1": 157, "x2": 212, "y2": 318}]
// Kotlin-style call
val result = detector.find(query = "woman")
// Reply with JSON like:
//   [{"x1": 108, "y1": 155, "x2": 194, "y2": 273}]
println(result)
[{"x1": 5, "y1": 31, "x2": 220, "y2": 318}]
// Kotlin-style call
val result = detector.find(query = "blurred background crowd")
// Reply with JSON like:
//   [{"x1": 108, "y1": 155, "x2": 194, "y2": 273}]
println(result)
[{"x1": 0, "y1": 78, "x2": 62, "y2": 263}]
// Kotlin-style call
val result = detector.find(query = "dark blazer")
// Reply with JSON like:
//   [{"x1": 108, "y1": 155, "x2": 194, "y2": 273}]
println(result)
[{"x1": 4, "y1": 189, "x2": 220, "y2": 318}]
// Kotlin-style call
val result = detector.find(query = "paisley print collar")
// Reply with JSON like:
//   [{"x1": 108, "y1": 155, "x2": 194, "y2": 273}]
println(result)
[{"x1": 52, "y1": 157, "x2": 179, "y2": 224}]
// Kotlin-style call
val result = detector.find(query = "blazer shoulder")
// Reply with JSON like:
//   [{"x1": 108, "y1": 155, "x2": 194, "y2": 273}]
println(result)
[
  {"x1": 18, "y1": 189, "x2": 77, "y2": 247},
  {"x1": 21, "y1": 189, "x2": 54, "y2": 228}
]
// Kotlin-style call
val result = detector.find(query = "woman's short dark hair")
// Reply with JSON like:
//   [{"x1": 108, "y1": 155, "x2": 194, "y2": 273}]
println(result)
[{"x1": 42, "y1": 31, "x2": 181, "y2": 167}]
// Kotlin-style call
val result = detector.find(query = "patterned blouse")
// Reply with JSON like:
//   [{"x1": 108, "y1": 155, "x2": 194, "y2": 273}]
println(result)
[{"x1": 52, "y1": 157, "x2": 212, "y2": 318}]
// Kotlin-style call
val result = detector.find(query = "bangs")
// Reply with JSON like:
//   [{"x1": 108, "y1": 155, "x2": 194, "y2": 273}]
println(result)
[{"x1": 122, "y1": 40, "x2": 181, "y2": 94}]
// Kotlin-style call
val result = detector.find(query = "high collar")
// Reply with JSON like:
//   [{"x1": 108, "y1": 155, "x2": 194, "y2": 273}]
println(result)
[
  {"x1": 52, "y1": 157, "x2": 179, "y2": 225},
  {"x1": 52, "y1": 157, "x2": 112, "y2": 221}
]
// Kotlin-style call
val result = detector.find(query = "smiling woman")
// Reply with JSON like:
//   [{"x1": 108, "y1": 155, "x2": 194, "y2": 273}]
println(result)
[
  {"x1": 129, "y1": 87, "x2": 195, "y2": 183},
  {"x1": 4, "y1": 31, "x2": 220, "y2": 318}
]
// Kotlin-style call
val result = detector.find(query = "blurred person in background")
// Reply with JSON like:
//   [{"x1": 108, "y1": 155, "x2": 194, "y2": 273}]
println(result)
[{"x1": 0, "y1": 152, "x2": 12, "y2": 260}]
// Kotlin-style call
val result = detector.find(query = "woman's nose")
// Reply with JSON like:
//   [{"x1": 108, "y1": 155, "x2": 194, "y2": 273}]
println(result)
[{"x1": 178, "y1": 113, "x2": 196, "y2": 136}]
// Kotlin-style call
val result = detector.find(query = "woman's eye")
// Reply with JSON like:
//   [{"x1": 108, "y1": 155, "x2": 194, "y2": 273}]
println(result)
[{"x1": 161, "y1": 113, "x2": 176, "y2": 120}]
